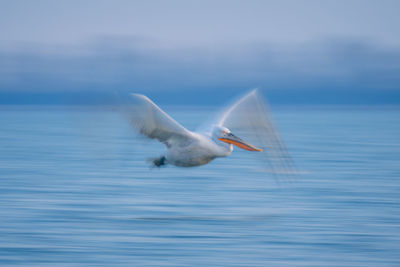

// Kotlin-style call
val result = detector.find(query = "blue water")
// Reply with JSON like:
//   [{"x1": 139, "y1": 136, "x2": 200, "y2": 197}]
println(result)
[{"x1": 0, "y1": 106, "x2": 399, "y2": 266}]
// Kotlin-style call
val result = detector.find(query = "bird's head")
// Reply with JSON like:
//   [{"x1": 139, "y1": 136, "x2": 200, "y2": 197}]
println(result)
[{"x1": 213, "y1": 126, "x2": 262, "y2": 152}]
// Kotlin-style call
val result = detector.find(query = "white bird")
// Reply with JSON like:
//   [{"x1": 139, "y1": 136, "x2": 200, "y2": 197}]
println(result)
[{"x1": 119, "y1": 89, "x2": 293, "y2": 172}]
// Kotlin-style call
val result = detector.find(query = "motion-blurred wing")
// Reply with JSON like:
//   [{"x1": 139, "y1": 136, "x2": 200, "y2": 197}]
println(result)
[
  {"x1": 218, "y1": 89, "x2": 295, "y2": 174},
  {"x1": 119, "y1": 94, "x2": 192, "y2": 144}
]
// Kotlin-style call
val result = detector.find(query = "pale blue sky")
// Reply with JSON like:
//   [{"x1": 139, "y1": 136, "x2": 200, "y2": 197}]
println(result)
[
  {"x1": 1, "y1": 0, "x2": 400, "y2": 47},
  {"x1": 1, "y1": 0, "x2": 400, "y2": 104}
]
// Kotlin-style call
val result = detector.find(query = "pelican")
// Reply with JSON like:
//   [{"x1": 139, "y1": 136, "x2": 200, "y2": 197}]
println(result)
[{"x1": 119, "y1": 89, "x2": 292, "y2": 172}]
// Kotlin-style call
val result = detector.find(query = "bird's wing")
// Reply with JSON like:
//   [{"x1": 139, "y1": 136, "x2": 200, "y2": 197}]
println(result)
[
  {"x1": 217, "y1": 89, "x2": 295, "y2": 174},
  {"x1": 119, "y1": 93, "x2": 193, "y2": 145}
]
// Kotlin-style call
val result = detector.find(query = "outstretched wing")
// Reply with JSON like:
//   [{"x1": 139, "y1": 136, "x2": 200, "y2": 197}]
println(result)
[
  {"x1": 118, "y1": 93, "x2": 193, "y2": 145},
  {"x1": 218, "y1": 89, "x2": 295, "y2": 174}
]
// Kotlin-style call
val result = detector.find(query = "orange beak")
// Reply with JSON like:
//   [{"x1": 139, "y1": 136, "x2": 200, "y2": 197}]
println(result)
[{"x1": 219, "y1": 133, "x2": 262, "y2": 152}]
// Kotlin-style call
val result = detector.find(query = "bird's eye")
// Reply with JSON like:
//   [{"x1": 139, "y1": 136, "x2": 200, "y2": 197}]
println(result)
[{"x1": 222, "y1": 130, "x2": 226, "y2": 134}]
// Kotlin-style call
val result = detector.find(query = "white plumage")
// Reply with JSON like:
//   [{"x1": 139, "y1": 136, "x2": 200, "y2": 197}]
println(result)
[{"x1": 119, "y1": 89, "x2": 293, "y2": 172}]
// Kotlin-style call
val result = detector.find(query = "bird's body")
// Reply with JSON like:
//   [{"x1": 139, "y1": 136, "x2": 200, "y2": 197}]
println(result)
[
  {"x1": 164, "y1": 132, "x2": 232, "y2": 167},
  {"x1": 119, "y1": 89, "x2": 292, "y2": 172}
]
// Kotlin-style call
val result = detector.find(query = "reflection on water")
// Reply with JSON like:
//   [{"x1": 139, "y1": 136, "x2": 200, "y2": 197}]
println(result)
[{"x1": 0, "y1": 106, "x2": 399, "y2": 266}]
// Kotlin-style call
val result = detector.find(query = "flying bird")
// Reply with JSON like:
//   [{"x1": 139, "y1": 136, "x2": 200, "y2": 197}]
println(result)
[{"x1": 119, "y1": 89, "x2": 293, "y2": 173}]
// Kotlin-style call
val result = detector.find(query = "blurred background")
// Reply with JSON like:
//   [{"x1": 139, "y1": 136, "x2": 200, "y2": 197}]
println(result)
[
  {"x1": 1, "y1": 0, "x2": 400, "y2": 105},
  {"x1": 0, "y1": 1, "x2": 399, "y2": 266}
]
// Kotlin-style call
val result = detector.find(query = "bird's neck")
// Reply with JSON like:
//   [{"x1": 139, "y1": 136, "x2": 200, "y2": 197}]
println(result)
[{"x1": 213, "y1": 137, "x2": 233, "y2": 157}]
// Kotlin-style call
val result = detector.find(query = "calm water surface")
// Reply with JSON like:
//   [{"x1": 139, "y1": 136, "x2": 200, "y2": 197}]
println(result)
[{"x1": 0, "y1": 106, "x2": 399, "y2": 266}]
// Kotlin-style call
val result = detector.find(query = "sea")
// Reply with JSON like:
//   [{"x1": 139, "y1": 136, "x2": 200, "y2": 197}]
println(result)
[{"x1": 0, "y1": 105, "x2": 399, "y2": 266}]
